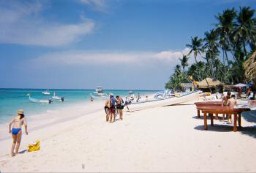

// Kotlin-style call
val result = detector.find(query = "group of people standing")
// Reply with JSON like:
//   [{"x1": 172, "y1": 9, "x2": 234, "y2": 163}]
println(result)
[{"x1": 104, "y1": 95, "x2": 130, "y2": 123}]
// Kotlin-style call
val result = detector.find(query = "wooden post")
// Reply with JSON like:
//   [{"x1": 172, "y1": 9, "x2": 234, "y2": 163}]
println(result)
[
  {"x1": 233, "y1": 113, "x2": 237, "y2": 132},
  {"x1": 238, "y1": 113, "x2": 242, "y2": 129},
  {"x1": 204, "y1": 112, "x2": 208, "y2": 130},
  {"x1": 210, "y1": 113, "x2": 214, "y2": 126}
]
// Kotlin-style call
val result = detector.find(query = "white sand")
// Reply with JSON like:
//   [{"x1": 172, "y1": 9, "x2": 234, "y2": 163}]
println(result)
[{"x1": 0, "y1": 93, "x2": 256, "y2": 172}]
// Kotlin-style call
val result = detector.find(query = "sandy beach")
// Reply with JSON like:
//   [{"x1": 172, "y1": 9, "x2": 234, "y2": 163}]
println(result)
[{"x1": 1, "y1": 93, "x2": 256, "y2": 172}]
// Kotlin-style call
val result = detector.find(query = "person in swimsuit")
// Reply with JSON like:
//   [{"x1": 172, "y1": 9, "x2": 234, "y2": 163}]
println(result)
[
  {"x1": 226, "y1": 95, "x2": 237, "y2": 123},
  {"x1": 116, "y1": 96, "x2": 124, "y2": 120},
  {"x1": 222, "y1": 91, "x2": 231, "y2": 106},
  {"x1": 104, "y1": 99, "x2": 111, "y2": 122},
  {"x1": 109, "y1": 95, "x2": 116, "y2": 123},
  {"x1": 9, "y1": 109, "x2": 28, "y2": 157}
]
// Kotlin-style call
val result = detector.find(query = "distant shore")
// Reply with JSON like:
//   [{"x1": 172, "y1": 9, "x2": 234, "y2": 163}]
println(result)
[{"x1": 0, "y1": 92, "x2": 256, "y2": 172}]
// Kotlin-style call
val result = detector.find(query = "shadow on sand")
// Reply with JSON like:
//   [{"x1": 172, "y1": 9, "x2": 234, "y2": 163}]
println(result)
[
  {"x1": 194, "y1": 125, "x2": 234, "y2": 132},
  {"x1": 18, "y1": 149, "x2": 27, "y2": 154},
  {"x1": 194, "y1": 125, "x2": 256, "y2": 138}
]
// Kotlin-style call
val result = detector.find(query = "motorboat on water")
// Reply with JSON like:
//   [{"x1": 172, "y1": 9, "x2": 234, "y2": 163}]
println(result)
[
  {"x1": 42, "y1": 90, "x2": 50, "y2": 95},
  {"x1": 52, "y1": 92, "x2": 64, "y2": 102},
  {"x1": 27, "y1": 94, "x2": 52, "y2": 104},
  {"x1": 91, "y1": 86, "x2": 108, "y2": 98},
  {"x1": 154, "y1": 89, "x2": 175, "y2": 100}
]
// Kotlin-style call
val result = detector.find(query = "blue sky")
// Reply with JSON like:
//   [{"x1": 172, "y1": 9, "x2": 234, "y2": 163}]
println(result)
[{"x1": 0, "y1": 0, "x2": 255, "y2": 90}]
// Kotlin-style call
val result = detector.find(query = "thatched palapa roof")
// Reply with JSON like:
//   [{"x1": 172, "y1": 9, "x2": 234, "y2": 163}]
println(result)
[
  {"x1": 197, "y1": 78, "x2": 222, "y2": 88},
  {"x1": 244, "y1": 50, "x2": 256, "y2": 83}
]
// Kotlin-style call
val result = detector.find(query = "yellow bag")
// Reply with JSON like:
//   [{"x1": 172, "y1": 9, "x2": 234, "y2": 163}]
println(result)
[{"x1": 28, "y1": 140, "x2": 40, "y2": 152}]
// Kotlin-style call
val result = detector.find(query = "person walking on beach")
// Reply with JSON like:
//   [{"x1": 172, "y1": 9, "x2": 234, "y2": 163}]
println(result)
[
  {"x1": 104, "y1": 99, "x2": 111, "y2": 122},
  {"x1": 124, "y1": 97, "x2": 131, "y2": 111},
  {"x1": 109, "y1": 95, "x2": 116, "y2": 123},
  {"x1": 116, "y1": 96, "x2": 124, "y2": 120},
  {"x1": 9, "y1": 109, "x2": 28, "y2": 157}
]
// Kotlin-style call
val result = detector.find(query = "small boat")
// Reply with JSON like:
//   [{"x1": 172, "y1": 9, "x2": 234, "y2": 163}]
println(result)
[
  {"x1": 42, "y1": 90, "x2": 50, "y2": 95},
  {"x1": 52, "y1": 92, "x2": 64, "y2": 102},
  {"x1": 91, "y1": 86, "x2": 108, "y2": 98},
  {"x1": 27, "y1": 94, "x2": 52, "y2": 104}
]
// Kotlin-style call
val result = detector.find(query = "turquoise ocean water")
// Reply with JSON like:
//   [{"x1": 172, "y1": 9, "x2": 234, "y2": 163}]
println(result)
[{"x1": 0, "y1": 88, "x2": 157, "y2": 124}]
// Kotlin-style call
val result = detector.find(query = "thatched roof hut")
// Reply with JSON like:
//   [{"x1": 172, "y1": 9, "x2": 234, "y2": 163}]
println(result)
[
  {"x1": 197, "y1": 78, "x2": 222, "y2": 88},
  {"x1": 244, "y1": 50, "x2": 256, "y2": 83}
]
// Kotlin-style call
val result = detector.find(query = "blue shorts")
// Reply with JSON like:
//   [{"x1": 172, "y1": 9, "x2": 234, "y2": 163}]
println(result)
[{"x1": 12, "y1": 128, "x2": 21, "y2": 135}]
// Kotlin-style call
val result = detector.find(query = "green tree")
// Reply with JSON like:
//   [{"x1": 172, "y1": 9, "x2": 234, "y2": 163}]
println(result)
[
  {"x1": 215, "y1": 8, "x2": 236, "y2": 66},
  {"x1": 186, "y1": 36, "x2": 204, "y2": 64},
  {"x1": 233, "y1": 6, "x2": 256, "y2": 57},
  {"x1": 179, "y1": 55, "x2": 189, "y2": 72}
]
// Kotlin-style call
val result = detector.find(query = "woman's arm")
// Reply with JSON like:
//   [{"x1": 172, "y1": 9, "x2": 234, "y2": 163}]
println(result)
[
  {"x1": 9, "y1": 119, "x2": 14, "y2": 133},
  {"x1": 23, "y1": 118, "x2": 28, "y2": 135}
]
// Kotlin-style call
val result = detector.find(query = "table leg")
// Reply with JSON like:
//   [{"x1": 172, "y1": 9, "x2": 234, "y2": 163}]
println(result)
[
  {"x1": 204, "y1": 112, "x2": 208, "y2": 130},
  {"x1": 197, "y1": 109, "x2": 200, "y2": 118},
  {"x1": 238, "y1": 113, "x2": 241, "y2": 128},
  {"x1": 233, "y1": 113, "x2": 237, "y2": 132},
  {"x1": 210, "y1": 113, "x2": 214, "y2": 126}
]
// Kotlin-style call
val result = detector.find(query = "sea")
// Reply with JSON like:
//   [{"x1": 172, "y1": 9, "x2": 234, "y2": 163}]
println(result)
[{"x1": 0, "y1": 88, "x2": 158, "y2": 125}]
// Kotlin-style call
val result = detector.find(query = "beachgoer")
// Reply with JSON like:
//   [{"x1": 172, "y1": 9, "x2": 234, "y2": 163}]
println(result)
[
  {"x1": 116, "y1": 96, "x2": 124, "y2": 120},
  {"x1": 222, "y1": 91, "x2": 231, "y2": 106},
  {"x1": 226, "y1": 95, "x2": 237, "y2": 123},
  {"x1": 9, "y1": 109, "x2": 28, "y2": 157},
  {"x1": 227, "y1": 94, "x2": 237, "y2": 108},
  {"x1": 109, "y1": 95, "x2": 116, "y2": 123},
  {"x1": 125, "y1": 97, "x2": 131, "y2": 111},
  {"x1": 221, "y1": 91, "x2": 231, "y2": 120},
  {"x1": 136, "y1": 93, "x2": 141, "y2": 102},
  {"x1": 104, "y1": 99, "x2": 111, "y2": 122},
  {"x1": 246, "y1": 87, "x2": 251, "y2": 98}
]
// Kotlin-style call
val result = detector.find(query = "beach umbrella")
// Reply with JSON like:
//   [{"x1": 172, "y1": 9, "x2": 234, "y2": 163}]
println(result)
[{"x1": 234, "y1": 83, "x2": 248, "y2": 88}]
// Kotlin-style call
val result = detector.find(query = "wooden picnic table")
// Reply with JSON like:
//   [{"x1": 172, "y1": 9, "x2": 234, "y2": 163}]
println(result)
[
  {"x1": 198, "y1": 105, "x2": 250, "y2": 132},
  {"x1": 194, "y1": 101, "x2": 223, "y2": 118}
]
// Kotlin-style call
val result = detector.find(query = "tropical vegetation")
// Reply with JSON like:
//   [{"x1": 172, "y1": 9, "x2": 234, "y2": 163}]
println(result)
[{"x1": 166, "y1": 6, "x2": 256, "y2": 92}]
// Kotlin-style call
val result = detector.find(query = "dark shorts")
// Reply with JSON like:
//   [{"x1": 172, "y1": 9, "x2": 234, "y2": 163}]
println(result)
[
  {"x1": 104, "y1": 106, "x2": 110, "y2": 114},
  {"x1": 116, "y1": 104, "x2": 124, "y2": 109}
]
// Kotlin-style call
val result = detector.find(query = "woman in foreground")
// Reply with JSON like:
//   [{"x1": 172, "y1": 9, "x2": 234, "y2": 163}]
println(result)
[{"x1": 9, "y1": 109, "x2": 28, "y2": 157}]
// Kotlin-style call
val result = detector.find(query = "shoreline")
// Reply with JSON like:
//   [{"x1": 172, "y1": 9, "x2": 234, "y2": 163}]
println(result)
[
  {"x1": 1, "y1": 92, "x2": 256, "y2": 172},
  {"x1": 0, "y1": 91, "x2": 197, "y2": 141}
]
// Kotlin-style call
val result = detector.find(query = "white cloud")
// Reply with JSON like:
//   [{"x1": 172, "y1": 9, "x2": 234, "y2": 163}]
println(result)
[
  {"x1": 0, "y1": 1, "x2": 95, "y2": 46},
  {"x1": 31, "y1": 48, "x2": 189, "y2": 67},
  {"x1": 80, "y1": 0, "x2": 107, "y2": 12},
  {"x1": 155, "y1": 48, "x2": 190, "y2": 61},
  {"x1": 0, "y1": 21, "x2": 95, "y2": 46}
]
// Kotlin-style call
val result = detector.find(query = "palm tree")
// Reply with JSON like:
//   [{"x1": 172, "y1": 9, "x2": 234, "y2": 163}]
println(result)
[
  {"x1": 179, "y1": 55, "x2": 189, "y2": 72},
  {"x1": 215, "y1": 8, "x2": 236, "y2": 66},
  {"x1": 186, "y1": 36, "x2": 204, "y2": 64},
  {"x1": 186, "y1": 36, "x2": 204, "y2": 81},
  {"x1": 203, "y1": 29, "x2": 220, "y2": 78},
  {"x1": 165, "y1": 65, "x2": 183, "y2": 91},
  {"x1": 233, "y1": 6, "x2": 256, "y2": 57}
]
